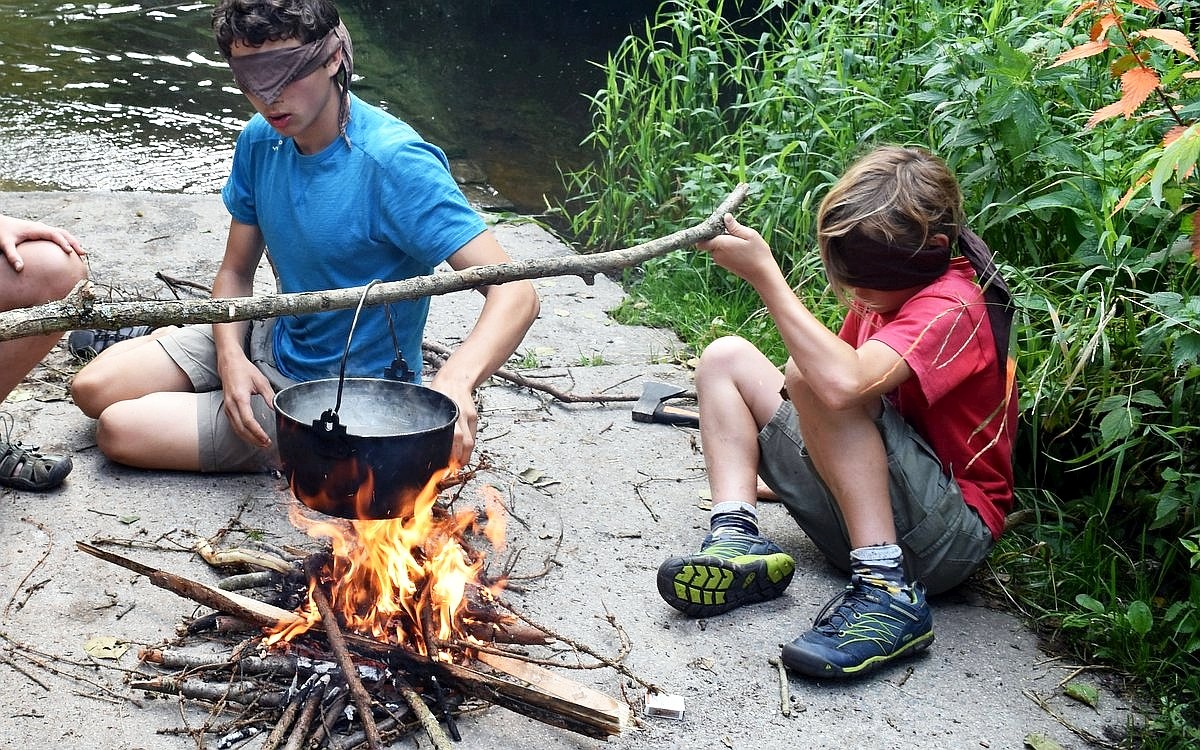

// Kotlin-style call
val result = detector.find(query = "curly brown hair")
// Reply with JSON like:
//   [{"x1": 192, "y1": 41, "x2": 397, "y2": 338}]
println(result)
[
  {"x1": 817, "y1": 146, "x2": 964, "y2": 294},
  {"x1": 212, "y1": 0, "x2": 340, "y2": 57}
]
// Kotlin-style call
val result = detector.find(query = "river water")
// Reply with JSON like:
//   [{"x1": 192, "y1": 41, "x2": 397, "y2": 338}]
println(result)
[{"x1": 0, "y1": 1, "x2": 651, "y2": 213}]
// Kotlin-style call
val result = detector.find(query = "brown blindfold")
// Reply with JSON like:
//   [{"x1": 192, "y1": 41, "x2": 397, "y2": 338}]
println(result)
[
  {"x1": 225, "y1": 22, "x2": 351, "y2": 107},
  {"x1": 828, "y1": 228, "x2": 950, "y2": 291}
]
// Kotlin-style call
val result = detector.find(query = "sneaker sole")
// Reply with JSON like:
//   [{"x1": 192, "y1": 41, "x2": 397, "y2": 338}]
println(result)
[
  {"x1": 781, "y1": 628, "x2": 935, "y2": 678},
  {"x1": 657, "y1": 553, "x2": 795, "y2": 617}
]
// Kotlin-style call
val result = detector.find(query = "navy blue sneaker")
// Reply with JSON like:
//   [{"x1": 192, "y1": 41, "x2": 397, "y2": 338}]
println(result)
[
  {"x1": 781, "y1": 576, "x2": 934, "y2": 678},
  {"x1": 657, "y1": 527, "x2": 795, "y2": 617}
]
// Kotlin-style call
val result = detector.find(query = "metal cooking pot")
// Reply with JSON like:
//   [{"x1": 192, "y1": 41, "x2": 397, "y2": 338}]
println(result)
[
  {"x1": 275, "y1": 378, "x2": 458, "y2": 520},
  {"x1": 272, "y1": 281, "x2": 459, "y2": 520}
]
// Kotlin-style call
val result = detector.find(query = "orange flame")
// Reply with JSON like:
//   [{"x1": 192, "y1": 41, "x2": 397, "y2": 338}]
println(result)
[{"x1": 268, "y1": 461, "x2": 509, "y2": 657}]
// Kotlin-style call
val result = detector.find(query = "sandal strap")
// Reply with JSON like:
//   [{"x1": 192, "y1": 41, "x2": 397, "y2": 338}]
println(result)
[{"x1": 0, "y1": 438, "x2": 71, "y2": 491}]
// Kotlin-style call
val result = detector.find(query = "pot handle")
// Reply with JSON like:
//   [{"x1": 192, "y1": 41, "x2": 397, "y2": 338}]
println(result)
[{"x1": 319, "y1": 279, "x2": 386, "y2": 431}]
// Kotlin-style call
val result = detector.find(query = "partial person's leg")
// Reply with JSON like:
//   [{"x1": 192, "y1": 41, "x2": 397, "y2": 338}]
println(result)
[
  {"x1": 0, "y1": 240, "x2": 87, "y2": 491},
  {"x1": 71, "y1": 327, "x2": 190, "y2": 418},
  {"x1": 0, "y1": 240, "x2": 88, "y2": 401},
  {"x1": 779, "y1": 363, "x2": 933, "y2": 678},
  {"x1": 95, "y1": 391, "x2": 205, "y2": 470},
  {"x1": 657, "y1": 337, "x2": 796, "y2": 617},
  {"x1": 92, "y1": 323, "x2": 284, "y2": 473}
]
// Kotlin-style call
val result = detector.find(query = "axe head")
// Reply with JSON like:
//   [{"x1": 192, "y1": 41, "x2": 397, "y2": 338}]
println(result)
[{"x1": 632, "y1": 381, "x2": 698, "y2": 426}]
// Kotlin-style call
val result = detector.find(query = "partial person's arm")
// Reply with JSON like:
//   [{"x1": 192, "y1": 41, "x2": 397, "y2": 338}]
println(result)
[
  {"x1": 430, "y1": 229, "x2": 539, "y2": 464},
  {"x1": 0, "y1": 214, "x2": 85, "y2": 273},
  {"x1": 212, "y1": 219, "x2": 275, "y2": 448},
  {"x1": 696, "y1": 213, "x2": 910, "y2": 409}
]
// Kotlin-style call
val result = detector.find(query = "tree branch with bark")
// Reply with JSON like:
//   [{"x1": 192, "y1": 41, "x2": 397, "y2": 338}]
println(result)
[{"x1": 0, "y1": 185, "x2": 748, "y2": 342}]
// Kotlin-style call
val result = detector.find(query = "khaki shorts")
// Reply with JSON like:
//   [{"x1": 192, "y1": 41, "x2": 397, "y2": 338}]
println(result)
[
  {"x1": 158, "y1": 320, "x2": 297, "y2": 473},
  {"x1": 756, "y1": 399, "x2": 993, "y2": 595}
]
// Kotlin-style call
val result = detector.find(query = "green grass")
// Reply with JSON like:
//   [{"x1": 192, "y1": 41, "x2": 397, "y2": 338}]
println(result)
[{"x1": 555, "y1": 1, "x2": 1200, "y2": 746}]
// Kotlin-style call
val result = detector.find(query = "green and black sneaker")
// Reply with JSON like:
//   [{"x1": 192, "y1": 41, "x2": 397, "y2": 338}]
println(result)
[{"x1": 657, "y1": 527, "x2": 796, "y2": 617}]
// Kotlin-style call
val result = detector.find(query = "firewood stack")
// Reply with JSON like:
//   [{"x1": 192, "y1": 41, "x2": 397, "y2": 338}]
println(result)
[{"x1": 77, "y1": 533, "x2": 631, "y2": 750}]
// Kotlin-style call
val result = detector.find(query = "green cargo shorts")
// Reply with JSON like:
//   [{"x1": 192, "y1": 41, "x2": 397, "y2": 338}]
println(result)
[
  {"x1": 756, "y1": 399, "x2": 993, "y2": 595},
  {"x1": 158, "y1": 320, "x2": 297, "y2": 473}
]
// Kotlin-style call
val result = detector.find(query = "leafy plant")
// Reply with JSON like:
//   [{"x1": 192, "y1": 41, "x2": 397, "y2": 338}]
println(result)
[{"x1": 1051, "y1": 0, "x2": 1200, "y2": 238}]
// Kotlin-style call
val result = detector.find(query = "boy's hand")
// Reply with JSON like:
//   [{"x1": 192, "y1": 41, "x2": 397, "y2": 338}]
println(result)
[
  {"x1": 218, "y1": 353, "x2": 276, "y2": 449},
  {"x1": 429, "y1": 380, "x2": 478, "y2": 468},
  {"x1": 0, "y1": 215, "x2": 86, "y2": 273},
  {"x1": 695, "y1": 213, "x2": 780, "y2": 285}
]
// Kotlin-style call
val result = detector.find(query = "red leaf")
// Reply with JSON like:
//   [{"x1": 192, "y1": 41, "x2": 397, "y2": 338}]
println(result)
[
  {"x1": 1117, "y1": 66, "x2": 1159, "y2": 115},
  {"x1": 1052, "y1": 39, "x2": 1112, "y2": 67},
  {"x1": 1162, "y1": 125, "x2": 1188, "y2": 148},
  {"x1": 1064, "y1": 1, "x2": 1100, "y2": 27},
  {"x1": 1134, "y1": 29, "x2": 1199, "y2": 60},
  {"x1": 1085, "y1": 66, "x2": 1159, "y2": 127},
  {"x1": 1130, "y1": 0, "x2": 1161, "y2": 10},
  {"x1": 1089, "y1": 13, "x2": 1120, "y2": 43},
  {"x1": 1112, "y1": 172, "x2": 1150, "y2": 213},
  {"x1": 1086, "y1": 99, "x2": 1129, "y2": 128}
]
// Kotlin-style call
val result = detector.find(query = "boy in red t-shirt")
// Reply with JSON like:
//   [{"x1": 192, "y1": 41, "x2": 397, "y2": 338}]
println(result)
[{"x1": 656, "y1": 146, "x2": 1016, "y2": 677}]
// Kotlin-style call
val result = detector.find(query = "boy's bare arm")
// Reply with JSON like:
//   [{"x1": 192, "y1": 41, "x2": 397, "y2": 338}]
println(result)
[
  {"x1": 212, "y1": 219, "x2": 275, "y2": 447},
  {"x1": 698, "y1": 214, "x2": 910, "y2": 408},
  {"x1": 430, "y1": 229, "x2": 540, "y2": 462}
]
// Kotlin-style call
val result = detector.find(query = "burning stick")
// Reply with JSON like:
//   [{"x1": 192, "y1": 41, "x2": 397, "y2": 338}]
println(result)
[{"x1": 304, "y1": 556, "x2": 385, "y2": 750}]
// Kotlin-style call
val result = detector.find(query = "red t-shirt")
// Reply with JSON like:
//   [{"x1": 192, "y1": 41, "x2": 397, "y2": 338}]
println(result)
[{"x1": 837, "y1": 257, "x2": 1017, "y2": 540}]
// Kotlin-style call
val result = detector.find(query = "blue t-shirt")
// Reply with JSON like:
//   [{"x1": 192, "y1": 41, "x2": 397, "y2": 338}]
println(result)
[{"x1": 222, "y1": 94, "x2": 486, "y2": 382}]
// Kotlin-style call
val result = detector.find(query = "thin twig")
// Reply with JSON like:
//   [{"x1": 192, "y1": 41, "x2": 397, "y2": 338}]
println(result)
[
  {"x1": 767, "y1": 657, "x2": 791, "y2": 717},
  {"x1": 4, "y1": 517, "x2": 53, "y2": 618},
  {"x1": 304, "y1": 559, "x2": 383, "y2": 750}
]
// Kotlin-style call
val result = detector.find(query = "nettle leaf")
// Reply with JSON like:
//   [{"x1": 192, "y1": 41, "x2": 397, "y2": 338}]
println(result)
[
  {"x1": 1126, "y1": 600, "x2": 1153, "y2": 636},
  {"x1": 1129, "y1": 389, "x2": 1165, "y2": 408},
  {"x1": 1171, "y1": 333, "x2": 1200, "y2": 368},
  {"x1": 1150, "y1": 495, "x2": 1181, "y2": 529},
  {"x1": 1064, "y1": 680, "x2": 1100, "y2": 708},
  {"x1": 1099, "y1": 404, "x2": 1140, "y2": 444}
]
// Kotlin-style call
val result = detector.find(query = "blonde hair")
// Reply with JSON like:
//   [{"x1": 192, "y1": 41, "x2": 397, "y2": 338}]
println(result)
[{"x1": 817, "y1": 146, "x2": 964, "y2": 294}]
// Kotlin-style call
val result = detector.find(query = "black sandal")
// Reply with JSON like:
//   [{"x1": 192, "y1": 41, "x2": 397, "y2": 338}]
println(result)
[
  {"x1": 67, "y1": 325, "x2": 155, "y2": 360},
  {"x1": 0, "y1": 417, "x2": 72, "y2": 492}
]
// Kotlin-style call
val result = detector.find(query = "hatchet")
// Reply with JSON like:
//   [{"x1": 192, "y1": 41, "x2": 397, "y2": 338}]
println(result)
[{"x1": 631, "y1": 381, "x2": 699, "y2": 426}]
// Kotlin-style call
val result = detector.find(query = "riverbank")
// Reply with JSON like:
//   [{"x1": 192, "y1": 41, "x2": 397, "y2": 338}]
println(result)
[{"x1": 0, "y1": 190, "x2": 1137, "y2": 749}]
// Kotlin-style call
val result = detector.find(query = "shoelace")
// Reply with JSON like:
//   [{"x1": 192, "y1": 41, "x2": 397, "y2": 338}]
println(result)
[{"x1": 811, "y1": 575, "x2": 890, "y2": 635}]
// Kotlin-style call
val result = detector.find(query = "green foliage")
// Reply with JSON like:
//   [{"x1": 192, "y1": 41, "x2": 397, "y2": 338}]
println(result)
[{"x1": 555, "y1": 0, "x2": 1200, "y2": 743}]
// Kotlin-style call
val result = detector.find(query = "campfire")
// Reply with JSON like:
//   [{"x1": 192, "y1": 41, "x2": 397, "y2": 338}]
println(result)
[
  {"x1": 77, "y1": 462, "x2": 633, "y2": 750},
  {"x1": 268, "y1": 463, "x2": 510, "y2": 654}
]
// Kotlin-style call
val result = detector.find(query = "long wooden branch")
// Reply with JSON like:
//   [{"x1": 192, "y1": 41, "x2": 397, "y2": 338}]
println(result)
[{"x1": 0, "y1": 185, "x2": 748, "y2": 342}]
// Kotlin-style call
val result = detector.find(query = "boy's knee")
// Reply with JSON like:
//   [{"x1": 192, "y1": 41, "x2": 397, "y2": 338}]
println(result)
[
  {"x1": 94, "y1": 408, "x2": 142, "y2": 465},
  {"x1": 70, "y1": 367, "x2": 109, "y2": 418},
  {"x1": 699, "y1": 335, "x2": 754, "y2": 372},
  {"x1": 23, "y1": 240, "x2": 87, "y2": 299}
]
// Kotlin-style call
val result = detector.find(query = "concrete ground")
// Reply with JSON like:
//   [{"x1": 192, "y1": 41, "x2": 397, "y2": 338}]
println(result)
[{"x1": 0, "y1": 191, "x2": 1136, "y2": 749}]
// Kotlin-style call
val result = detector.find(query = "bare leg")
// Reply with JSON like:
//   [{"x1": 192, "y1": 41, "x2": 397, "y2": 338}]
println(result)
[
  {"x1": 95, "y1": 391, "x2": 203, "y2": 470},
  {"x1": 697, "y1": 336, "x2": 785, "y2": 506},
  {"x1": 70, "y1": 327, "x2": 205, "y2": 470},
  {"x1": 658, "y1": 337, "x2": 795, "y2": 618},
  {"x1": 0, "y1": 240, "x2": 87, "y2": 401},
  {"x1": 70, "y1": 327, "x2": 190, "y2": 417},
  {"x1": 784, "y1": 361, "x2": 897, "y2": 548}
]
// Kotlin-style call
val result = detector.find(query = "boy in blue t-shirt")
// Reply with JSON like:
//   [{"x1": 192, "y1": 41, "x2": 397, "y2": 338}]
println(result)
[{"x1": 71, "y1": 0, "x2": 539, "y2": 474}]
